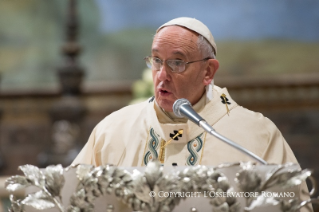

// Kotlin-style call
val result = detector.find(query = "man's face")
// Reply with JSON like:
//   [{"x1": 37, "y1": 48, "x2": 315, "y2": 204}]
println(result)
[{"x1": 151, "y1": 26, "x2": 213, "y2": 112}]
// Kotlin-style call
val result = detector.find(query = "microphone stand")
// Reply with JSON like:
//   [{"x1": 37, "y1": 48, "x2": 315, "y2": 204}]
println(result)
[
  {"x1": 199, "y1": 120, "x2": 268, "y2": 165},
  {"x1": 174, "y1": 98, "x2": 268, "y2": 165}
]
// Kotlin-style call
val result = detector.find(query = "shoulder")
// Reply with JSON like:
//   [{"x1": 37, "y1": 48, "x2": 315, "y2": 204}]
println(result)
[
  {"x1": 108, "y1": 100, "x2": 149, "y2": 118},
  {"x1": 220, "y1": 103, "x2": 283, "y2": 152},
  {"x1": 95, "y1": 99, "x2": 151, "y2": 131},
  {"x1": 232, "y1": 106, "x2": 276, "y2": 130},
  {"x1": 213, "y1": 85, "x2": 277, "y2": 131}
]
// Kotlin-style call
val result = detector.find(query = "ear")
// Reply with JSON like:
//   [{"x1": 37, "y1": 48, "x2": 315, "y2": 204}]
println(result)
[{"x1": 203, "y1": 59, "x2": 219, "y2": 86}]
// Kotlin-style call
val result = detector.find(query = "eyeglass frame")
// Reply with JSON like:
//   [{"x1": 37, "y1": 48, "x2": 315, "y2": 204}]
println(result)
[{"x1": 144, "y1": 56, "x2": 211, "y2": 73}]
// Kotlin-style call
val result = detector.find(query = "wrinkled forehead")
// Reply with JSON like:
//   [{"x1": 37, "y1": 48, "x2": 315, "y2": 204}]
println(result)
[
  {"x1": 155, "y1": 25, "x2": 200, "y2": 41},
  {"x1": 152, "y1": 26, "x2": 200, "y2": 56}
]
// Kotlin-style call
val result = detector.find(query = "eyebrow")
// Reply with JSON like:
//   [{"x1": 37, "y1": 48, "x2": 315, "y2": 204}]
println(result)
[
  {"x1": 172, "y1": 51, "x2": 186, "y2": 57},
  {"x1": 151, "y1": 48, "x2": 159, "y2": 53}
]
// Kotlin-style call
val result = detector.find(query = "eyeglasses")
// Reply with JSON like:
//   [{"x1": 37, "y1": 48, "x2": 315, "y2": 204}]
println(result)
[{"x1": 144, "y1": 56, "x2": 210, "y2": 73}]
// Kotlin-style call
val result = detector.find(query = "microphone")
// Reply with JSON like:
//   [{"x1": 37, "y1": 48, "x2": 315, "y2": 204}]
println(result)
[
  {"x1": 173, "y1": 98, "x2": 203, "y2": 123},
  {"x1": 172, "y1": 98, "x2": 267, "y2": 165},
  {"x1": 173, "y1": 98, "x2": 215, "y2": 134}
]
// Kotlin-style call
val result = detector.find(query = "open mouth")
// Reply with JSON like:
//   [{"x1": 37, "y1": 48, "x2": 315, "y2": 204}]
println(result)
[{"x1": 159, "y1": 89, "x2": 170, "y2": 95}]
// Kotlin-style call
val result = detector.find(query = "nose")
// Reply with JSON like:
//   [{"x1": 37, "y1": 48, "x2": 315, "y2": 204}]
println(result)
[{"x1": 157, "y1": 62, "x2": 171, "y2": 81}]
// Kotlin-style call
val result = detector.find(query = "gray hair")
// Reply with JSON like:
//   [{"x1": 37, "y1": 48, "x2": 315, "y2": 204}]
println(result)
[{"x1": 197, "y1": 35, "x2": 216, "y2": 59}]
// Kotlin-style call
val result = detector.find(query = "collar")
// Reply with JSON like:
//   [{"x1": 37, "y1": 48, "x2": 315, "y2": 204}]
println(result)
[
  {"x1": 147, "y1": 85, "x2": 238, "y2": 144},
  {"x1": 154, "y1": 92, "x2": 207, "y2": 124}
]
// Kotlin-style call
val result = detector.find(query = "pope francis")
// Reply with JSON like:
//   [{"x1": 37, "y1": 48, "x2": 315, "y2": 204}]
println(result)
[{"x1": 73, "y1": 17, "x2": 299, "y2": 168}]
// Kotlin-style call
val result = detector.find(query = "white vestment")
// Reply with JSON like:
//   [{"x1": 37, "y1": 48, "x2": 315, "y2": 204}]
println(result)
[{"x1": 73, "y1": 86, "x2": 298, "y2": 167}]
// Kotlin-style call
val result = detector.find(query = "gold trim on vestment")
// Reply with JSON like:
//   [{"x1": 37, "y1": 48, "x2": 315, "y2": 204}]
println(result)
[
  {"x1": 199, "y1": 131, "x2": 208, "y2": 165},
  {"x1": 221, "y1": 93, "x2": 230, "y2": 116},
  {"x1": 159, "y1": 139, "x2": 166, "y2": 164}
]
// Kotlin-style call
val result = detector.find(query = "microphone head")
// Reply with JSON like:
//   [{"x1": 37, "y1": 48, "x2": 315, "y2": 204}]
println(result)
[{"x1": 173, "y1": 98, "x2": 191, "y2": 118}]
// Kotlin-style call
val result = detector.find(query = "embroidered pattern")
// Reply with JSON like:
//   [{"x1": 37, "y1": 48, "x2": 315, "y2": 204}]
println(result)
[
  {"x1": 186, "y1": 133, "x2": 204, "y2": 166},
  {"x1": 220, "y1": 94, "x2": 231, "y2": 105},
  {"x1": 148, "y1": 96, "x2": 155, "y2": 103},
  {"x1": 159, "y1": 139, "x2": 166, "y2": 164},
  {"x1": 221, "y1": 93, "x2": 231, "y2": 115},
  {"x1": 143, "y1": 128, "x2": 161, "y2": 165},
  {"x1": 170, "y1": 130, "x2": 183, "y2": 141},
  {"x1": 161, "y1": 129, "x2": 184, "y2": 149}
]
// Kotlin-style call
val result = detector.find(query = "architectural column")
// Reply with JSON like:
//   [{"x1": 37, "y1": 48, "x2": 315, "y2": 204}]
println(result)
[
  {"x1": 0, "y1": 99, "x2": 5, "y2": 172},
  {"x1": 38, "y1": 0, "x2": 86, "y2": 167}
]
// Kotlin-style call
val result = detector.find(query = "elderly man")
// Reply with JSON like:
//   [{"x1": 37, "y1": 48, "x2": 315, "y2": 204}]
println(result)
[{"x1": 73, "y1": 17, "x2": 299, "y2": 167}]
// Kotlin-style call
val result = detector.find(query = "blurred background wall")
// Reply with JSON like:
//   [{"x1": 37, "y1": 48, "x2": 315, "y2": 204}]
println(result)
[{"x1": 0, "y1": 0, "x2": 319, "y2": 210}]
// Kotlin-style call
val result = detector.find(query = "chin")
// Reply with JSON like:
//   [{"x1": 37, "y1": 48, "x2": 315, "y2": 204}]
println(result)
[{"x1": 157, "y1": 98, "x2": 174, "y2": 112}]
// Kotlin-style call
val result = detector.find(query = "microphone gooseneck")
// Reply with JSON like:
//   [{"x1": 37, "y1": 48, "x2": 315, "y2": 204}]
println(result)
[{"x1": 172, "y1": 98, "x2": 267, "y2": 165}]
